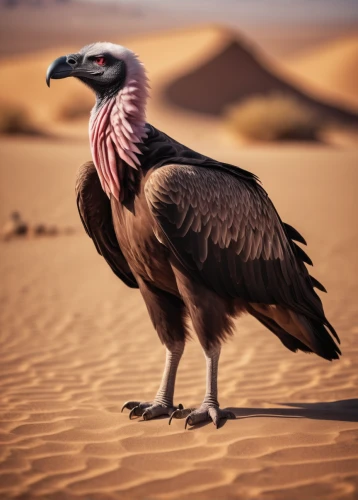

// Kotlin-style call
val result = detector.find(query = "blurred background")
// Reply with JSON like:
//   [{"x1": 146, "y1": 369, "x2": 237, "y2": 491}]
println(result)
[
  {"x1": 0, "y1": 0, "x2": 357, "y2": 149},
  {"x1": 1, "y1": 0, "x2": 357, "y2": 232},
  {"x1": 0, "y1": 0, "x2": 357, "y2": 228},
  {"x1": 0, "y1": 2, "x2": 358, "y2": 499}
]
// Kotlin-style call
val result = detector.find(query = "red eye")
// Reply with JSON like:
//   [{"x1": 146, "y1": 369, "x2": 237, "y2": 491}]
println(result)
[{"x1": 95, "y1": 57, "x2": 106, "y2": 66}]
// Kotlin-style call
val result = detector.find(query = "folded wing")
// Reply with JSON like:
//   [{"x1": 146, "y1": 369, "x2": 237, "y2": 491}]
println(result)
[
  {"x1": 145, "y1": 163, "x2": 340, "y2": 358},
  {"x1": 76, "y1": 161, "x2": 138, "y2": 288}
]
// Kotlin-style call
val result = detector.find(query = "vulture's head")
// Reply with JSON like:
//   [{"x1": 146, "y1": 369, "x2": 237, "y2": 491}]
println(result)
[{"x1": 46, "y1": 42, "x2": 146, "y2": 102}]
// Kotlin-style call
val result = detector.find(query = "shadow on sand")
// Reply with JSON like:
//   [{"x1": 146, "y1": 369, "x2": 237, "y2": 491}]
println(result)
[
  {"x1": 186, "y1": 399, "x2": 358, "y2": 430},
  {"x1": 224, "y1": 399, "x2": 358, "y2": 426},
  {"x1": 229, "y1": 398, "x2": 358, "y2": 421}
]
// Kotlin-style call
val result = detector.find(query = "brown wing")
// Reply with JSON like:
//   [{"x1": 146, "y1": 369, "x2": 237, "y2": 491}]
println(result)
[
  {"x1": 144, "y1": 163, "x2": 336, "y2": 331},
  {"x1": 76, "y1": 161, "x2": 138, "y2": 289}
]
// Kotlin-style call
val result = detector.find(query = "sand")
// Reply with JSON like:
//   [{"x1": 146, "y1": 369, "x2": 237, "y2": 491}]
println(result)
[
  {"x1": 1, "y1": 22, "x2": 358, "y2": 500},
  {"x1": 1, "y1": 136, "x2": 358, "y2": 500}
]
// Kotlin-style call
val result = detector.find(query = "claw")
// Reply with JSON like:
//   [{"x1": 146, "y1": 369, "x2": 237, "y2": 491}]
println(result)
[
  {"x1": 142, "y1": 408, "x2": 153, "y2": 421},
  {"x1": 208, "y1": 407, "x2": 219, "y2": 428},
  {"x1": 129, "y1": 405, "x2": 141, "y2": 420},
  {"x1": 184, "y1": 414, "x2": 191, "y2": 430},
  {"x1": 212, "y1": 418, "x2": 219, "y2": 428},
  {"x1": 121, "y1": 401, "x2": 140, "y2": 413},
  {"x1": 168, "y1": 407, "x2": 195, "y2": 425}
]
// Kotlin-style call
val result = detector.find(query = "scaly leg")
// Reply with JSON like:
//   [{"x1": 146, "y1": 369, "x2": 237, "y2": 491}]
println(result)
[
  {"x1": 122, "y1": 340, "x2": 185, "y2": 420},
  {"x1": 122, "y1": 277, "x2": 189, "y2": 421},
  {"x1": 170, "y1": 345, "x2": 235, "y2": 428}
]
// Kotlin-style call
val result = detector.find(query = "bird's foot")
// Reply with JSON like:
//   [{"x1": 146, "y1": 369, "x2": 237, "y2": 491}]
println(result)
[
  {"x1": 121, "y1": 400, "x2": 185, "y2": 421},
  {"x1": 169, "y1": 403, "x2": 236, "y2": 428}
]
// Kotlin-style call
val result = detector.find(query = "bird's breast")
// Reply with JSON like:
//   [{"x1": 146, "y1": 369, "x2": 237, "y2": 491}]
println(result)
[{"x1": 110, "y1": 195, "x2": 179, "y2": 295}]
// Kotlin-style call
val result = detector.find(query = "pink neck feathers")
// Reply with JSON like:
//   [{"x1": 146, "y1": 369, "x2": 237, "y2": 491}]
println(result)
[{"x1": 89, "y1": 56, "x2": 149, "y2": 200}]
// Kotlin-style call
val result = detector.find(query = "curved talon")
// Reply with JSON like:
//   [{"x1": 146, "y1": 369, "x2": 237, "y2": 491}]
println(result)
[
  {"x1": 168, "y1": 407, "x2": 195, "y2": 425},
  {"x1": 184, "y1": 415, "x2": 192, "y2": 429},
  {"x1": 168, "y1": 408, "x2": 182, "y2": 425},
  {"x1": 129, "y1": 405, "x2": 140, "y2": 420},
  {"x1": 121, "y1": 402, "x2": 128, "y2": 413},
  {"x1": 121, "y1": 401, "x2": 140, "y2": 413},
  {"x1": 142, "y1": 408, "x2": 154, "y2": 421},
  {"x1": 168, "y1": 411, "x2": 176, "y2": 426}
]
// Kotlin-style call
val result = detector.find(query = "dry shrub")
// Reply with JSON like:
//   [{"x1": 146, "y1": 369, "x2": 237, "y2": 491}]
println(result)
[
  {"x1": 0, "y1": 102, "x2": 41, "y2": 136},
  {"x1": 225, "y1": 93, "x2": 321, "y2": 141},
  {"x1": 58, "y1": 95, "x2": 92, "y2": 121}
]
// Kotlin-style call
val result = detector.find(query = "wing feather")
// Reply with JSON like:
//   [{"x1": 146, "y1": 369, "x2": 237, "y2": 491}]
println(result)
[
  {"x1": 76, "y1": 162, "x2": 138, "y2": 288},
  {"x1": 144, "y1": 164, "x2": 328, "y2": 322}
]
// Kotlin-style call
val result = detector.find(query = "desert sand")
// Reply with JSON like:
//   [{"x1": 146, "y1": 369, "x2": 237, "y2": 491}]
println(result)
[{"x1": 1, "y1": 21, "x2": 358, "y2": 500}]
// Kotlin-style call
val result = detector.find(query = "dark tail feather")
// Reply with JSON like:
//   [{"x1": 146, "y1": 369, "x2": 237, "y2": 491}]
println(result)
[
  {"x1": 292, "y1": 242, "x2": 313, "y2": 266},
  {"x1": 296, "y1": 313, "x2": 341, "y2": 360},
  {"x1": 325, "y1": 318, "x2": 340, "y2": 344},
  {"x1": 309, "y1": 275, "x2": 327, "y2": 293},
  {"x1": 248, "y1": 305, "x2": 341, "y2": 361},
  {"x1": 248, "y1": 305, "x2": 314, "y2": 354},
  {"x1": 284, "y1": 223, "x2": 307, "y2": 245}
]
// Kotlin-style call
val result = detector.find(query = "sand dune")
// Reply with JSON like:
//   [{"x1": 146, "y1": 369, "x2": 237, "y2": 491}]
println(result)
[
  {"x1": 1, "y1": 25, "x2": 357, "y2": 140},
  {"x1": 0, "y1": 26, "x2": 226, "y2": 141},
  {"x1": 164, "y1": 27, "x2": 358, "y2": 126},
  {"x1": 283, "y1": 35, "x2": 358, "y2": 110},
  {"x1": 1, "y1": 136, "x2": 358, "y2": 499},
  {"x1": 0, "y1": 26, "x2": 225, "y2": 120}
]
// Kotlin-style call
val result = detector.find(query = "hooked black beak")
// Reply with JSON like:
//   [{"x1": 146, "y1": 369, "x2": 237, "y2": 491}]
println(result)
[{"x1": 46, "y1": 55, "x2": 75, "y2": 87}]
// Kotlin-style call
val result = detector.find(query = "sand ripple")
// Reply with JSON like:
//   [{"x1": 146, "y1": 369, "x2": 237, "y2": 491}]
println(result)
[{"x1": 1, "y1": 140, "x2": 358, "y2": 499}]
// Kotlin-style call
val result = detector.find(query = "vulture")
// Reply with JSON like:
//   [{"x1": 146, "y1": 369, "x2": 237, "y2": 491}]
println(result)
[{"x1": 46, "y1": 43, "x2": 340, "y2": 428}]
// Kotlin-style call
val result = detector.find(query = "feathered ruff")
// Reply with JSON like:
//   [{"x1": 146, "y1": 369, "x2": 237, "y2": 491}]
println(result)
[{"x1": 89, "y1": 50, "x2": 150, "y2": 200}]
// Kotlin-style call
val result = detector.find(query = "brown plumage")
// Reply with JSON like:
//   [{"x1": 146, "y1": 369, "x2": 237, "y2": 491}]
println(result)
[{"x1": 48, "y1": 43, "x2": 340, "y2": 428}]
